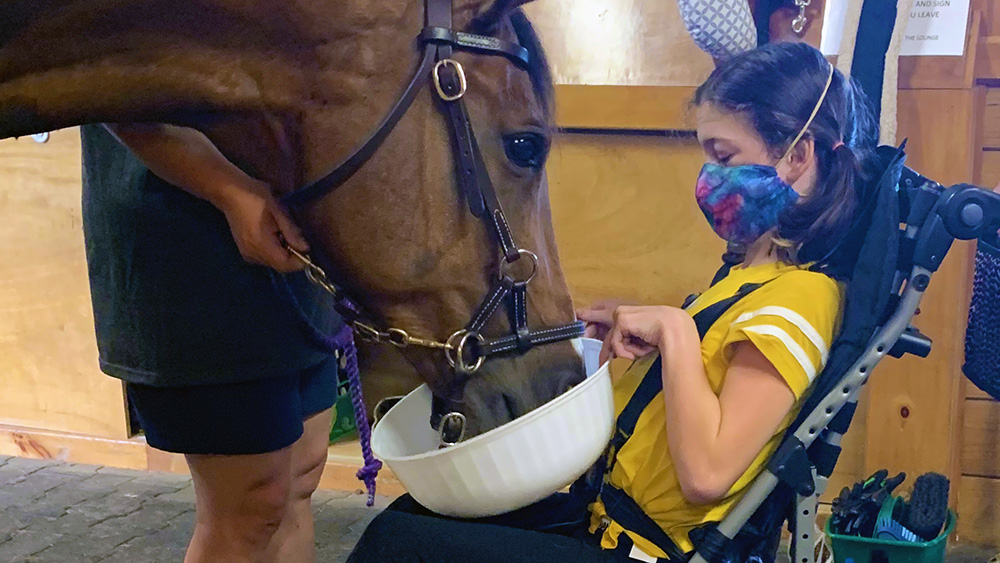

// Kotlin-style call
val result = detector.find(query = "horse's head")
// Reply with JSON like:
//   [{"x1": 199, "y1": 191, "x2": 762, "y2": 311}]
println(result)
[
  {"x1": 0, "y1": 0, "x2": 584, "y2": 437},
  {"x1": 284, "y1": 0, "x2": 585, "y2": 436}
]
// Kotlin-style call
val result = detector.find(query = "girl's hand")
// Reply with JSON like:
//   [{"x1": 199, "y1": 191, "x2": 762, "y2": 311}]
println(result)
[
  {"x1": 600, "y1": 305, "x2": 676, "y2": 364},
  {"x1": 576, "y1": 299, "x2": 627, "y2": 340}
]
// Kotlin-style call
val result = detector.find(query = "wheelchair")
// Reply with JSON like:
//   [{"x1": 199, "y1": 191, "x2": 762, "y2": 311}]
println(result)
[{"x1": 687, "y1": 144, "x2": 1000, "y2": 563}]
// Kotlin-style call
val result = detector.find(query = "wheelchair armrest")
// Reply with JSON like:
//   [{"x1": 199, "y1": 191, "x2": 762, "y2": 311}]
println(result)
[{"x1": 888, "y1": 325, "x2": 932, "y2": 359}]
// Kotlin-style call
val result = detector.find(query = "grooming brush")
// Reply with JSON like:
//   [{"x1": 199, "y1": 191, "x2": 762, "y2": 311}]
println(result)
[{"x1": 904, "y1": 473, "x2": 950, "y2": 541}]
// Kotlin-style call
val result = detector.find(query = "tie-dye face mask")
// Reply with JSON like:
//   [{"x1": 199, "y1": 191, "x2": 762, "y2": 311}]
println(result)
[{"x1": 694, "y1": 163, "x2": 800, "y2": 246}]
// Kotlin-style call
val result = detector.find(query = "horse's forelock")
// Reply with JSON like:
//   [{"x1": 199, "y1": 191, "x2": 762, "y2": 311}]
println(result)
[{"x1": 506, "y1": 9, "x2": 554, "y2": 122}]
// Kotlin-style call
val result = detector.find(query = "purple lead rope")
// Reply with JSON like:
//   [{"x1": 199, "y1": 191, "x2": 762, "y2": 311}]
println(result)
[
  {"x1": 328, "y1": 324, "x2": 382, "y2": 506},
  {"x1": 267, "y1": 271, "x2": 382, "y2": 505}
]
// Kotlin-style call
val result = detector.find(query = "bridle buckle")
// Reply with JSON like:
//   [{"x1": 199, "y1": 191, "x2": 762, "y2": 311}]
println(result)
[
  {"x1": 433, "y1": 59, "x2": 467, "y2": 101},
  {"x1": 438, "y1": 411, "x2": 467, "y2": 446}
]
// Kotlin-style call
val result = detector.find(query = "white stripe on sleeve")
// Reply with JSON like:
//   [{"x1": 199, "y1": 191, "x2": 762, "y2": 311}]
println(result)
[
  {"x1": 740, "y1": 324, "x2": 818, "y2": 382},
  {"x1": 734, "y1": 306, "x2": 828, "y2": 363}
]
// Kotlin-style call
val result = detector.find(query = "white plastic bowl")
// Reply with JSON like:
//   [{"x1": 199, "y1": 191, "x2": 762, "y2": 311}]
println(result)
[{"x1": 371, "y1": 341, "x2": 613, "y2": 518}]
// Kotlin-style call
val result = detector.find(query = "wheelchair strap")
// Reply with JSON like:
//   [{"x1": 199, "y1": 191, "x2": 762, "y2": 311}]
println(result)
[
  {"x1": 603, "y1": 483, "x2": 686, "y2": 562},
  {"x1": 711, "y1": 244, "x2": 747, "y2": 286},
  {"x1": 602, "y1": 282, "x2": 766, "y2": 561}
]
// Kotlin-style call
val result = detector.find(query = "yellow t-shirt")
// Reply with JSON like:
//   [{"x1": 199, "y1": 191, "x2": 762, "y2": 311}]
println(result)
[{"x1": 588, "y1": 261, "x2": 844, "y2": 557}]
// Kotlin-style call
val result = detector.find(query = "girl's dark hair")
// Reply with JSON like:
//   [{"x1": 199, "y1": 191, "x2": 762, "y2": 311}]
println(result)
[{"x1": 693, "y1": 42, "x2": 878, "y2": 272}]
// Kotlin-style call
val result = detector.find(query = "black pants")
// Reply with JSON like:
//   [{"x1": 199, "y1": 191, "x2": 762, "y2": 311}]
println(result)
[{"x1": 346, "y1": 493, "x2": 628, "y2": 563}]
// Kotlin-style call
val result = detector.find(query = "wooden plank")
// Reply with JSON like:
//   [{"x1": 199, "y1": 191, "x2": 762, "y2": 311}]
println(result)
[
  {"x1": 982, "y1": 88, "x2": 1000, "y2": 148},
  {"x1": 957, "y1": 475, "x2": 1000, "y2": 544},
  {"x1": 961, "y1": 399, "x2": 1000, "y2": 478},
  {"x1": 973, "y1": 0, "x2": 999, "y2": 37},
  {"x1": 0, "y1": 424, "x2": 148, "y2": 470},
  {"x1": 975, "y1": 37, "x2": 1000, "y2": 81},
  {"x1": 547, "y1": 132, "x2": 723, "y2": 308},
  {"x1": 0, "y1": 424, "x2": 405, "y2": 496},
  {"x1": 0, "y1": 128, "x2": 130, "y2": 439},
  {"x1": 864, "y1": 90, "x2": 977, "y2": 499},
  {"x1": 524, "y1": 0, "x2": 714, "y2": 88},
  {"x1": 972, "y1": 86, "x2": 987, "y2": 187},
  {"x1": 967, "y1": 384, "x2": 995, "y2": 400},
  {"x1": 555, "y1": 85, "x2": 697, "y2": 131},
  {"x1": 981, "y1": 150, "x2": 1000, "y2": 188}
]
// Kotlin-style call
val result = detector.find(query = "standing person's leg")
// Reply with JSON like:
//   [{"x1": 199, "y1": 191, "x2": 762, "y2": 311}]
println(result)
[
  {"x1": 266, "y1": 408, "x2": 334, "y2": 563},
  {"x1": 184, "y1": 408, "x2": 333, "y2": 563},
  {"x1": 128, "y1": 357, "x2": 339, "y2": 563},
  {"x1": 185, "y1": 449, "x2": 294, "y2": 563}
]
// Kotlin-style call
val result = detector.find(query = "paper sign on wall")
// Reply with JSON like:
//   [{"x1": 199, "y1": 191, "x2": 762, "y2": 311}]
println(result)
[
  {"x1": 900, "y1": 0, "x2": 971, "y2": 56},
  {"x1": 821, "y1": 0, "x2": 970, "y2": 57}
]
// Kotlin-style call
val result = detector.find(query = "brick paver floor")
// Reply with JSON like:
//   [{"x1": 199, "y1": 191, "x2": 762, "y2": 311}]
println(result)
[
  {"x1": 1, "y1": 455, "x2": 996, "y2": 563},
  {"x1": 0, "y1": 455, "x2": 385, "y2": 563}
]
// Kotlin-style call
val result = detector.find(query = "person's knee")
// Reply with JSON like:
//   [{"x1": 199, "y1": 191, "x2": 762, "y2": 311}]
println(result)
[
  {"x1": 239, "y1": 474, "x2": 292, "y2": 539},
  {"x1": 290, "y1": 440, "x2": 327, "y2": 501},
  {"x1": 290, "y1": 409, "x2": 333, "y2": 502},
  {"x1": 189, "y1": 455, "x2": 293, "y2": 547}
]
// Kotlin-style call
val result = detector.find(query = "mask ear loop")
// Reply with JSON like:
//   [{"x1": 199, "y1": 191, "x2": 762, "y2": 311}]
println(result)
[{"x1": 780, "y1": 64, "x2": 836, "y2": 163}]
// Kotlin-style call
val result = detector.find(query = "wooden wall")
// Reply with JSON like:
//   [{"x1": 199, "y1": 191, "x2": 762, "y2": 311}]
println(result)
[
  {"x1": 523, "y1": 0, "x2": 714, "y2": 87},
  {"x1": 862, "y1": 86, "x2": 976, "y2": 511},
  {"x1": 548, "y1": 132, "x2": 723, "y2": 308},
  {"x1": 959, "y1": 87, "x2": 1000, "y2": 544},
  {"x1": 0, "y1": 130, "x2": 129, "y2": 440}
]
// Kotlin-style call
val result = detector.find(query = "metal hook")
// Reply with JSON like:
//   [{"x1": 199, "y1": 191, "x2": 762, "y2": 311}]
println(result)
[{"x1": 792, "y1": 0, "x2": 811, "y2": 35}]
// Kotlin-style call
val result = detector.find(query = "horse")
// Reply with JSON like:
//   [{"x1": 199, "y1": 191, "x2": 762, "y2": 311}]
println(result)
[{"x1": 0, "y1": 0, "x2": 586, "y2": 438}]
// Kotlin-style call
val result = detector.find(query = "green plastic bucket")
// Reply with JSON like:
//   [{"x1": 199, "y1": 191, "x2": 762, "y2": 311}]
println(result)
[
  {"x1": 329, "y1": 369, "x2": 358, "y2": 443},
  {"x1": 825, "y1": 506, "x2": 956, "y2": 563}
]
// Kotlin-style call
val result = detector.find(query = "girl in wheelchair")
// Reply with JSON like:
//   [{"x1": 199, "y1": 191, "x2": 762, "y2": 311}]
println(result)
[{"x1": 347, "y1": 41, "x2": 878, "y2": 563}]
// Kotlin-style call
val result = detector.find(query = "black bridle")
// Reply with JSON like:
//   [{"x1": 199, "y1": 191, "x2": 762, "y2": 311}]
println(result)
[{"x1": 280, "y1": 0, "x2": 584, "y2": 444}]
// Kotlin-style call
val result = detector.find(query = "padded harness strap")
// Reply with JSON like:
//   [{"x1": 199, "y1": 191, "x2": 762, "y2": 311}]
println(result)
[
  {"x1": 601, "y1": 282, "x2": 766, "y2": 561},
  {"x1": 602, "y1": 484, "x2": 687, "y2": 562}
]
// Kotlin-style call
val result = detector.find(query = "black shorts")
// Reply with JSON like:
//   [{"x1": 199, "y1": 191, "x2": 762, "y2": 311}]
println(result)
[{"x1": 126, "y1": 356, "x2": 339, "y2": 455}]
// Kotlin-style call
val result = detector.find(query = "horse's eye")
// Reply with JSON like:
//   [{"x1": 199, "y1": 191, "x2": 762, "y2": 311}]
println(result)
[{"x1": 503, "y1": 133, "x2": 548, "y2": 169}]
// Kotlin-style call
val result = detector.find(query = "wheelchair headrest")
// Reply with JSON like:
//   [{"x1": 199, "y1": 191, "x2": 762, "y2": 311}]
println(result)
[{"x1": 808, "y1": 144, "x2": 908, "y2": 281}]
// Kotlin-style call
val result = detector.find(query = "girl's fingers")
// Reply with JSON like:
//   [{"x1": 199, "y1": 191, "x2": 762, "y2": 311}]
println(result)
[
  {"x1": 611, "y1": 337, "x2": 636, "y2": 361},
  {"x1": 576, "y1": 308, "x2": 613, "y2": 324},
  {"x1": 599, "y1": 333, "x2": 614, "y2": 365},
  {"x1": 623, "y1": 340, "x2": 654, "y2": 359}
]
